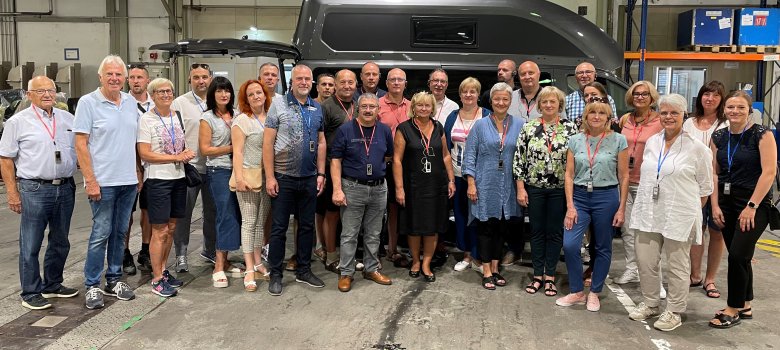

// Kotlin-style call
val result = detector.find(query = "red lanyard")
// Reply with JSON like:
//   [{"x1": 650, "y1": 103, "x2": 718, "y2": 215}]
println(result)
[
  {"x1": 630, "y1": 117, "x2": 645, "y2": 156},
  {"x1": 492, "y1": 114, "x2": 510, "y2": 151},
  {"x1": 585, "y1": 132, "x2": 607, "y2": 177},
  {"x1": 357, "y1": 119, "x2": 376, "y2": 157},
  {"x1": 413, "y1": 118, "x2": 433, "y2": 152},
  {"x1": 458, "y1": 108, "x2": 479, "y2": 137},
  {"x1": 540, "y1": 117, "x2": 559, "y2": 154},
  {"x1": 33, "y1": 106, "x2": 56, "y2": 144},
  {"x1": 521, "y1": 99, "x2": 537, "y2": 118},
  {"x1": 216, "y1": 110, "x2": 231, "y2": 129},
  {"x1": 336, "y1": 98, "x2": 354, "y2": 121}
]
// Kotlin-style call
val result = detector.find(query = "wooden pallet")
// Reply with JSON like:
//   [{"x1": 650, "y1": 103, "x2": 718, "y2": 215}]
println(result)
[
  {"x1": 681, "y1": 45, "x2": 737, "y2": 53},
  {"x1": 738, "y1": 45, "x2": 780, "y2": 54}
]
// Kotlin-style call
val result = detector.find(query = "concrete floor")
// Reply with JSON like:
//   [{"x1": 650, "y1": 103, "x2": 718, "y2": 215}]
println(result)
[{"x1": 0, "y1": 173, "x2": 779, "y2": 350}]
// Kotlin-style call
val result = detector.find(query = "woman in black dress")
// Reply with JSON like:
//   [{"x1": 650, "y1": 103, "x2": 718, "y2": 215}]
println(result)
[{"x1": 393, "y1": 92, "x2": 456, "y2": 282}]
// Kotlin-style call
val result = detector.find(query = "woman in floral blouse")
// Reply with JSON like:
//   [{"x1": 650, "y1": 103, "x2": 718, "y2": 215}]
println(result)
[{"x1": 514, "y1": 86, "x2": 578, "y2": 296}]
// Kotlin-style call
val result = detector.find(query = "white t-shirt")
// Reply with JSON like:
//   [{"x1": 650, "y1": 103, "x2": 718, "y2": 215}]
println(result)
[
  {"x1": 137, "y1": 110, "x2": 186, "y2": 180},
  {"x1": 171, "y1": 91, "x2": 207, "y2": 173},
  {"x1": 682, "y1": 117, "x2": 728, "y2": 147},
  {"x1": 434, "y1": 96, "x2": 459, "y2": 125}
]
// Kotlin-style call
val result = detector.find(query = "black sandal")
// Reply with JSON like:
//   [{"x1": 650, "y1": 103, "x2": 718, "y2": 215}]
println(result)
[
  {"x1": 704, "y1": 282, "x2": 721, "y2": 298},
  {"x1": 492, "y1": 273, "x2": 507, "y2": 287},
  {"x1": 388, "y1": 252, "x2": 410, "y2": 268},
  {"x1": 525, "y1": 278, "x2": 543, "y2": 294},
  {"x1": 718, "y1": 308, "x2": 752, "y2": 320},
  {"x1": 482, "y1": 276, "x2": 496, "y2": 290},
  {"x1": 544, "y1": 280, "x2": 558, "y2": 296},
  {"x1": 709, "y1": 312, "x2": 741, "y2": 329}
]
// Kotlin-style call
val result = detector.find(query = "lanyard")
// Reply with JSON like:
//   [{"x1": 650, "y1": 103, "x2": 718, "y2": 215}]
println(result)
[
  {"x1": 540, "y1": 117, "x2": 559, "y2": 154},
  {"x1": 457, "y1": 108, "x2": 479, "y2": 137},
  {"x1": 32, "y1": 106, "x2": 56, "y2": 144},
  {"x1": 521, "y1": 91, "x2": 538, "y2": 119},
  {"x1": 413, "y1": 118, "x2": 433, "y2": 154},
  {"x1": 296, "y1": 98, "x2": 313, "y2": 132},
  {"x1": 491, "y1": 114, "x2": 510, "y2": 152},
  {"x1": 630, "y1": 115, "x2": 646, "y2": 157},
  {"x1": 356, "y1": 119, "x2": 376, "y2": 157},
  {"x1": 192, "y1": 91, "x2": 206, "y2": 112},
  {"x1": 252, "y1": 113, "x2": 265, "y2": 130},
  {"x1": 726, "y1": 124, "x2": 749, "y2": 174},
  {"x1": 656, "y1": 132, "x2": 676, "y2": 181},
  {"x1": 216, "y1": 110, "x2": 232, "y2": 129},
  {"x1": 585, "y1": 132, "x2": 607, "y2": 179},
  {"x1": 435, "y1": 99, "x2": 446, "y2": 121},
  {"x1": 336, "y1": 98, "x2": 354, "y2": 121},
  {"x1": 154, "y1": 107, "x2": 176, "y2": 149}
]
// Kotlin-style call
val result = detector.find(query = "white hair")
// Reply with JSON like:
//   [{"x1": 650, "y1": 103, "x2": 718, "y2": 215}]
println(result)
[
  {"x1": 27, "y1": 76, "x2": 56, "y2": 90},
  {"x1": 98, "y1": 54, "x2": 127, "y2": 77},
  {"x1": 490, "y1": 82, "x2": 513, "y2": 100},
  {"x1": 147, "y1": 78, "x2": 174, "y2": 96},
  {"x1": 658, "y1": 93, "x2": 688, "y2": 114}
]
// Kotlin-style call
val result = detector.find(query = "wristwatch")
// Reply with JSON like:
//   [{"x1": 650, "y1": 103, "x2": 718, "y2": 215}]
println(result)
[
  {"x1": 316, "y1": 173, "x2": 326, "y2": 178},
  {"x1": 747, "y1": 201, "x2": 758, "y2": 209}
]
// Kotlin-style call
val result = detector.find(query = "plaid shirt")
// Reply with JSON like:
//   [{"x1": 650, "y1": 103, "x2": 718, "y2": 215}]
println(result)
[{"x1": 564, "y1": 91, "x2": 617, "y2": 120}]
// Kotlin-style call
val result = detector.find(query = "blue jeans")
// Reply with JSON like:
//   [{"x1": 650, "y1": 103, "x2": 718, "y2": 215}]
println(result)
[
  {"x1": 454, "y1": 177, "x2": 478, "y2": 259},
  {"x1": 269, "y1": 173, "x2": 317, "y2": 277},
  {"x1": 562, "y1": 186, "x2": 619, "y2": 293},
  {"x1": 207, "y1": 167, "x2": 241, "y2": 251},
  {"x1": 18, "y1": 179, "x2": 76, "y2": 300},
  {"x1": 338, "y1": 179, "x2": 387, "y2": 275},
  {"x1": 84, "y1": 184, "x2": 137, "y2": 287}
]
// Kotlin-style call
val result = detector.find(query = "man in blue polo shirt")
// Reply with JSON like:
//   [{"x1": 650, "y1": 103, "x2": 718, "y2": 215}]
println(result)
[
  {"x1": 263, "y1": 64, "x2": 327, "y2": 296},
  {"x1": 330, "y1": 93, "x2": 394, "y2": 292},
  {"x1": 74, "y1": 54, "x2": 140, "y2": 309}
]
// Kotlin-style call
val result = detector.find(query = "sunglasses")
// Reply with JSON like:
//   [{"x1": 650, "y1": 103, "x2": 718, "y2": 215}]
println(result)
[
  {"x1": 128, "y1": 63, "x2": 147, "y2": 69},
  {"x1": 191, "y1": 63, "x2": 210, "y2": 70},
  {"x1": 587, "y1": 96, "x2": 609, "y2": 104}
]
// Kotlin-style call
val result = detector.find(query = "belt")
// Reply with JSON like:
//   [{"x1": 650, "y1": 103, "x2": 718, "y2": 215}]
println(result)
[
  {"x1": 343, "y1": 176, "x2": 385, "y2": 187},
  {"x1": 20, "y1": 177, "x2": 73, "y2": 186},
  {"x1": 574, "y1": 184, "x2": 617, "y2": 190}
]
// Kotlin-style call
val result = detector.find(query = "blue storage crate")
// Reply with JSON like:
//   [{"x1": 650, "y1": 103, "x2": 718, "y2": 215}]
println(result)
[
  {"x1": 677, "y1": 9, "x2": 734, "y2": 47},
  {"x1": 734, "y1": 8, "x2": 780, "y2": 46}
]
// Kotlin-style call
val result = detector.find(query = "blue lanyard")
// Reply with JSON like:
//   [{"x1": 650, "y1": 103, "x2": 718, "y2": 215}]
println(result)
[
  {"x1": 296, "y1": 98, "x2": 313, "y2": 132},
  {"x1": 726, "y1": 124, "x2": 748, "y2": 174},
  {"x1": 192, "y1": 91, "x2": 206, "y2": 112},
  {"x1": 656, "y1": 132, "x2": 675, "y2": 181},
  {"x1": 154, "y1": 107, "x2": 176, "y2": 149},
  {"x1": 252, "y1": 113, "x2": 265, "y2": 130}
]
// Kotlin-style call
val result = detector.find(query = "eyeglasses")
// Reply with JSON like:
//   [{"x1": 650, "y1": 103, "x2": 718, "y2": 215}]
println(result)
[
  {"x1": 128, "y1": 63, "x2": 147, "y2": 69},
  {"x1": 155, "y1": 89, "x2": 174, "y2": 95},
  {"x1": 632, "y1": 92, "x2": 651, "y2": 98},
  {"x1": 429, "y1": 79, "x2": 448, "y2": 85},
  {"x1": 30, "y1": 89, "x2": 57, "y2": 96},
  {"x1": 575, "y1": 70, "x2": 595, "y2": 76},
  {"x1": 387, "y1": 78, "x2": 406, "y2": 83},
  {"x1": 359, "y1": 104, "x2": 379, "y2": 110},
  {"x1": 191, "y1": 63, "x2": 210, "y2": 70},
  {"x1": 587, "y1": 96, "x2": 609, "y2": 104}
]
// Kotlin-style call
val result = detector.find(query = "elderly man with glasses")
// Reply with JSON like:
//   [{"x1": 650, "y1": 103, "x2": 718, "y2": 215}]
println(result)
[
  {"x1": 564, "y1": 62, "x2": 617, "y2": 119},
  {"x1": 0, "y1": 76, "x2": 79, "y2": 310}
]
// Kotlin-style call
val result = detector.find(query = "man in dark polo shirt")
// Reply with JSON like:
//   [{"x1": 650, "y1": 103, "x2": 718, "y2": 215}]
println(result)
[
  {"x1": 330, "y1": 93, "x2": 393, "y2": 292},
  {"x1": 318, "y1": 69, "x2": 358, "y2": 272}
]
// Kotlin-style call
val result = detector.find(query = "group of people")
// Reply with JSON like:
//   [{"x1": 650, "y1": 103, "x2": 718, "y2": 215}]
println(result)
[{"x1": 0, "y1": 55, "x2": 774, "y2": 333}]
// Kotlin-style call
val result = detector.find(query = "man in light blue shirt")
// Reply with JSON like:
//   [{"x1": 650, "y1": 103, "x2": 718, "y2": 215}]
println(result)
[
  {"x1": 0, "y1": 76, "x2": 79, "y2": 310},
  {"x1": 74, "y1": 55, "x2": 140, "y2": 309}
]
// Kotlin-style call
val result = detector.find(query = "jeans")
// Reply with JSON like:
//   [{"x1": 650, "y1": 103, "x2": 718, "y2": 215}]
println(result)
[
  {"x1": 338, "y1": 179, "x2": 387, "y2": 276},
  {"x1": 208, "y1": 167, "x2": 241, "y2": 251},
  {"x1": 173, "y1": 174, "x2": 216, "y2": 257},
  {"x1": 454, "y1": 177, "x2": 478, "y2": 259},
  {"x1": 84, "y1": 184, "x2": 137, "y2": 287},
  {"x1": 620, "y1": 185, "x2": 639, "y2": 271},
  {"x1": 562, "y1": 187, "x2": 619, "y2": 293},
  {"x1": 18, "y1": 179, "x2": 75, "y2": 300},
  {"x1": 527, "y1": 186, "x2": 565, "y2": 277},
  {"x1": 478, "y1": 217, "x2": 510, "y2": 261},
  {"x1": 268, "y1": 173, "x2": 317, "y2": 277}
]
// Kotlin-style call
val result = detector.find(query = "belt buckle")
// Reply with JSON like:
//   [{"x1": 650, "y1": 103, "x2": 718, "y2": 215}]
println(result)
[{"x1": 52, "y1": 179, "x2": 62, "y2": 185}]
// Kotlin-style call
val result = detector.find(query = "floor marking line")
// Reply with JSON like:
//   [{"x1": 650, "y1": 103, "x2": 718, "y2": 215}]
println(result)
[
  {"x1": 757, "y1": 239, "x2": 780, "y2": 247},
  {"x1": 756, "y1": 244, "x2": 780, "y2": 254},
  {"x1": 605, "y1": 280, "x2": 673, "y2": 350}
]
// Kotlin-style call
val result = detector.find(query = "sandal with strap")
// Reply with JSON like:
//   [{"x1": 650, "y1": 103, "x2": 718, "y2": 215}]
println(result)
[
  {"x1": 254, "y1": 264, "x2": 270, "y2": 281},
  {"x1": 689, "y1": 278, "x2": 703, "y2": 287},
  {"x1": 243, "y1": 272, "x2": 257, "y2": 292},
  {"x1": 525, "y1": 278, "x2": 543, "y2": 294},
  {"x1": 212, "y1": 271, "x2": 228, "y2": 288},
  {"x1": 709, "y1": 312, "x2": 741, "y2": 329},
  {"x1": 492, "y1": 273, "x2": 507, "y2": 287},
  {"x1": 544, "y1": 280, "x2": 558, "y2": 297},
  {"x1": 704, "y1": 282, "x2": 721, "y2": 298},
  {"x1": 482, "y1": 276, "x2": 496, "y2": 290},
  {"x1": 717, "y1": 308, "x2": 752, "y2": 320}
]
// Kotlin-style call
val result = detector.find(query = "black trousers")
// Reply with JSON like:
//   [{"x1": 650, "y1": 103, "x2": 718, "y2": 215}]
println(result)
[
  {"x1": 527, "y1": 186, "x2": 565, "y2": 276},
  {"x1": 719, "y1": 186, "x2": 769, "y2": 309},
  {"x1": 478, "y1": 217, "x2": 510, "y2": 262}
]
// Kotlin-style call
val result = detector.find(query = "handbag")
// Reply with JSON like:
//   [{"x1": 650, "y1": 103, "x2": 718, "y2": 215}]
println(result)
[
  {"x1": 175, "y1": 111, "x2": 203, "y2": 187},
  {"x1": 229, "y1": 168, "x2": 263, "y2": 192}
]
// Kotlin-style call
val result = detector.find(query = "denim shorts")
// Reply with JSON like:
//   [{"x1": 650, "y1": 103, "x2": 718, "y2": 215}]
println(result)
[{"x1": 701, "y1": 199, "x2": 720, "y2": 231}]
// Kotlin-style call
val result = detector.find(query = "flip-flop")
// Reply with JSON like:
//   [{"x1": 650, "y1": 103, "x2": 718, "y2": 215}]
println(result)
[
  {"x1": 704, "y1": 282, "x2": 721, "y2": 298},
  {"x1": 689, "y1": 278, "x2": 703, "y2": 287}
]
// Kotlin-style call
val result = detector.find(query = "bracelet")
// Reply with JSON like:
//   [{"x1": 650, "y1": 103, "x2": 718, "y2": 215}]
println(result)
[{"x1": 316, "y1": 173, "x2": 326, "y2": 178}]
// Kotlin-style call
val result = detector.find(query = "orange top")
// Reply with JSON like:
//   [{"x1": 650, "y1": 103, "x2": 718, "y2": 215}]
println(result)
[
  {"x1": 378, "y1": 95, "x2": 410, "y2": 138},
  {"x1": 621, "y1": 113, "x2": 664, "y2": 184}
]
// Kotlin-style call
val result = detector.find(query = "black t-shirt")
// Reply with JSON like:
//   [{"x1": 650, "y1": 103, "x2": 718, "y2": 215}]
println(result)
[
  {"x1": 712, "y1": 123, "x2": 770, "y2": 190},
  {"x1": 321, "y1": 96, "x2": 356, "y2": 151}
]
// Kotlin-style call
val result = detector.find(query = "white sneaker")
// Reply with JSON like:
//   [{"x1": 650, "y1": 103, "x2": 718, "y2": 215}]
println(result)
[
  {"x1": 660, "y1": 285, "x2": 667, "y2": 300},
  {"x1": 629, "y1": 302, "x2": 660, "y2": 320},
  {"x1": 454, "y1": 260, "x2": 471, "y2": 272},
  {"x1": 653, "y1": 311, "x2": 682, "y2": 332},
  {"x1": 614, "y1": 269, "x2": 640, "y2": 285},
  {"x1": 581, "y1": 246, "x2": 591, "y2": 264}
]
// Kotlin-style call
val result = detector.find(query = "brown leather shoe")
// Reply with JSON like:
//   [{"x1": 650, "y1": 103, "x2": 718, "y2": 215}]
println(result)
[
  {"x1": 285, "y1": 255, "x2": 297, "y2": 271},
  {"x1": 338, "y1": 275, "x2": 353, "y2": 292},
  {"x1": 363, "y1": 271, "x2": 392, "y2": 285}
]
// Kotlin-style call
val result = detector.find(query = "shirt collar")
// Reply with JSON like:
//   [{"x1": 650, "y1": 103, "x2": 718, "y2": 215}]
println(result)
[
  {"x1": 286, "y1": 92, "x2": 312, "y2": 107},
  {"x1": 30, "y1": 104, "x2": 54, "y2": 119},
  {"x1": 94, "y1": 87, "x2": 129, "y2": 105}
]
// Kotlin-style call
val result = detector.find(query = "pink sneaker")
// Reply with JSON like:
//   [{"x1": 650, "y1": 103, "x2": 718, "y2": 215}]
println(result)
[
  {"x1": 587, "y1": 293, "x2": 600, "y2": 312},
  {"x1": 556, "y1": 292, "x2": 586, "y2": 307}
]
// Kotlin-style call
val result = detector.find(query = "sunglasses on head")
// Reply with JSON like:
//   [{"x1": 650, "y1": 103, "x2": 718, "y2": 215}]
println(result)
[
  {"x1": 191, "y1": 63, "x2": 210, "y2": 70},
  {"x1": 587, "y1": 96, "x2": 609, "y2": 104},
  {"x1": 128, "y1": 63, "x2": 147, "y2": 69}
]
